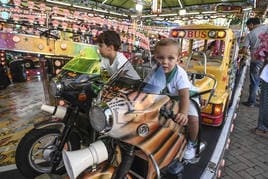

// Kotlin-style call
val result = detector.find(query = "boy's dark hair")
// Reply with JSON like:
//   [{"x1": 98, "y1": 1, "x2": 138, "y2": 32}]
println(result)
[
  {"x1": 96, "y1": 30, "x2": 121, "y2": 51},
  {"x1": 155, "y1": 38, "x2": 179, "y2": 51},
  {"x1": 246, "y1": 17, "x2": 261, "y2": 25}
]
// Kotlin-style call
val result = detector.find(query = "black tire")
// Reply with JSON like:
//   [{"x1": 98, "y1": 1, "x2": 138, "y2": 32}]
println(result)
[{"x1": 15, "y1": 128, "x2": 80, "y2": 179}]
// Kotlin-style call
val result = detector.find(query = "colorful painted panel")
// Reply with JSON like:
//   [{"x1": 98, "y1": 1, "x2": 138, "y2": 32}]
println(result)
[
  {"x1": 0, "y1": 32, "x2": 55, "y2": 55},
  {"x1": 0, "y1": 32, "x2": 96, "y2": 57},
  {"x1": 55, "y1": 40, "x2": 97, "y2": 57}
]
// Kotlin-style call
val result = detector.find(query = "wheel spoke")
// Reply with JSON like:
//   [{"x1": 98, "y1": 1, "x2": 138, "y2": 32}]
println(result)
[{"x1": 32, "y1": 148, "x2": 42, "y2": 157}]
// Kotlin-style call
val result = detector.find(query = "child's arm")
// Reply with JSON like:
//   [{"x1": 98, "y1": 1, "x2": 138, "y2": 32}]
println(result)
[{"x1": 174, "y1": 88, "x2": 189, "y2": 126}]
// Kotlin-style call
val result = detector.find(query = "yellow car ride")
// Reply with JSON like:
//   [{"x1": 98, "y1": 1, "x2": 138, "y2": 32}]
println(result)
[{"x1": 170, "y1": 24, "x2": 239, "y2": 126}]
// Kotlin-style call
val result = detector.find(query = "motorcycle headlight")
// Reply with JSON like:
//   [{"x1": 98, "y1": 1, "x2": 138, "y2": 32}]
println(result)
[
  {"x1": 89, "y1": 106, "x2": 113, "y2": 132},
  {"x1": 49, "y1": 79, "x2": 63, "y2": 97}
]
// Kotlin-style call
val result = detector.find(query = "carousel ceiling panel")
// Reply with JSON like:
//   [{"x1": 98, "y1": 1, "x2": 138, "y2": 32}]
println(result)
[
  {"x1": 45, "y1": 0, "x2": 250, "y2": 16},
  {"x1": 182, "y1": 0, "x2": 247, "y2": 6},
  {"x1": 97, "y1": 0, "x2": 136, "y2": 9},
  {"x1": 90, "y1": 0, "x2": 248, "y2": 9}
]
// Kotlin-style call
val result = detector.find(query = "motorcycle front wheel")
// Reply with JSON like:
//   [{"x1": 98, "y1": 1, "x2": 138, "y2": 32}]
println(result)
[{"x1": 15, "y1": 128, "x2": 80, "y2": 179}]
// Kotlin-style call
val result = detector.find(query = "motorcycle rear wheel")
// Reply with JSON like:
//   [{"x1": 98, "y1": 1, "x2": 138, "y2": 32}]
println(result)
[{"x1": 15, "y1": 128, "x2": 80, "y2": 179}]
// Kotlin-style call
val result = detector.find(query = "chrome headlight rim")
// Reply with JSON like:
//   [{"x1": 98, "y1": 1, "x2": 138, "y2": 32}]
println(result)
[
  {"x1": 89, "y1": 106, "x2": 113, "y2": 133},
  {"x1": 49, "y1": 78, "x2": 63, "y2": 97}
]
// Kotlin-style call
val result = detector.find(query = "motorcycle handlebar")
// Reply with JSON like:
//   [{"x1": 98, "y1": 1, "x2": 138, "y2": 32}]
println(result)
[
  {"x1": 187, "y1": 72, "x2": 217, "y2": 108},
  {"x1": 160, "y1": 108, "x2": 176, "y2": 121}
]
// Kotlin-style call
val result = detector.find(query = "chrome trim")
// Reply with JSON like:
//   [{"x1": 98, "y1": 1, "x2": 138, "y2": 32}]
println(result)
[
  {"x1": 186, "y1": 51, "x2": 207, "y2": 74},
  {"x1": 35, "y1": 121, "x2": 65, "y2": 132},
  {"x1": 137, "y1": 124, "x2": 149, "y2": 137},
  {"x1": 149, "y1": 154, "x2": 160, "y2": 179},
  {"x1": 89, "y1": 106, "x2": 113, "y2": 133}
]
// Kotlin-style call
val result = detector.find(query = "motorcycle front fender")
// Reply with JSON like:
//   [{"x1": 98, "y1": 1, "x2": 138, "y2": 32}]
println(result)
[{"x1": 34, "y1": 120, "x2": 65, "y2": 132}]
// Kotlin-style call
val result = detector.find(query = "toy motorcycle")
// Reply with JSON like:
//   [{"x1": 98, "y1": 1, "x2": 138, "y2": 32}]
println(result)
[
  {"x1": 15, "y1": 52, "x2": 102, "y2": 178},
  {"x1": 62, "y1": 62, "x2": 216, "y2": 179}
]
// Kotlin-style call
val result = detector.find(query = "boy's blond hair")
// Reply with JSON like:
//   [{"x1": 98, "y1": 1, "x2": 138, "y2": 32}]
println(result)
[{"x1": 155, "y1": 38, "x2": 179, "y2": 52}]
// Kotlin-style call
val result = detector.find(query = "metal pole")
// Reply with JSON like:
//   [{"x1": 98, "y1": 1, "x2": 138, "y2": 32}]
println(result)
[{"x1": 40, "y1": 56, "x2": 53, "y2": 105}]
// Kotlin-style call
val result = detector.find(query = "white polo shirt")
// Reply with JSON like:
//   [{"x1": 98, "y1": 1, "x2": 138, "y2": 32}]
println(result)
[
  {"x1": 145, "y1": 65, "x2": 191, "y2": 94},
  {"x1": 101, "y1": 52, "x2": 140, "y2": 80},
  {"x1": 101, "y1": 52, "x2": 127, "y2": 75}
]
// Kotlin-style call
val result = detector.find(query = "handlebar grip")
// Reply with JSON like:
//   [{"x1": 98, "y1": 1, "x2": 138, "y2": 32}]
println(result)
[{"x1": 160, "y1": 108, "x2": 176, "y2": 120}]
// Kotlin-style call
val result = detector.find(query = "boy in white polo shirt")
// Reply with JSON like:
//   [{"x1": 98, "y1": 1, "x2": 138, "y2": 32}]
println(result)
[
  {"x1": 96, "y1": 30, "x2": 140, "y2": 80},
  {"x1": 145, "y1": 38, "x2": 199, "y2": 160}
]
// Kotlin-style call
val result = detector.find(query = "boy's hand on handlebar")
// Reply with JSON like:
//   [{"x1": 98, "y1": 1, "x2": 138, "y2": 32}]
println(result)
[{"x1": 174, "y1": 113, "x2": 188, "y2": 126}]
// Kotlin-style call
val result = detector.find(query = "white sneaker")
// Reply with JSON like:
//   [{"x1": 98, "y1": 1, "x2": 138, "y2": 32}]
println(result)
[{"x1": 183, "y1": 141, "x2": 197, "y2": 160}]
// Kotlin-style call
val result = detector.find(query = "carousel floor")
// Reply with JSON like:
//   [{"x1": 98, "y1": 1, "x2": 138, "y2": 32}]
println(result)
[{"x1": 0, "y1": 77, "x2": 47, "y2": 167}]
